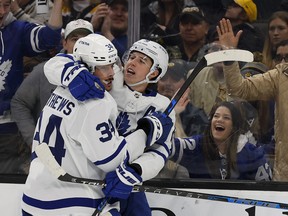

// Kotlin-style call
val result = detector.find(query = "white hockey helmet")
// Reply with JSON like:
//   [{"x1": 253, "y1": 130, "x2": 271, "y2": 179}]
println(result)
[
  {"x1": 123, "y1": 39, "x2": 169, "y2": 84},
  {"x1": 73, "y1": 34, "x2": 118, "y2": 72}
]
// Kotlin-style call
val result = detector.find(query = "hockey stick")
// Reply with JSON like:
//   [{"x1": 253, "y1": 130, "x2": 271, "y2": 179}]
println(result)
[
  {"x1": 35, "y1": 143, "x2": 288, "y2": 210},
  {"x1": 35, "y1": 50, "x2": 254, "y2": 215},
  {"x1": 162, "y1": 49, "x2": 254, "y2": 117}
]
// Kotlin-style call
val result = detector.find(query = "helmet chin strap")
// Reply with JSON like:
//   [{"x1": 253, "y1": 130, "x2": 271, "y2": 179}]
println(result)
[
  {"x1": 126, "y1": 79, "x2": 148, "y2": 87},
  {"x1": 125, "y1": 69, "x2": 158, "y2": 87}
]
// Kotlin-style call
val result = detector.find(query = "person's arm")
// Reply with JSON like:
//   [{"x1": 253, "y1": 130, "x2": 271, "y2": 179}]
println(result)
[
  {"x1": 98, "y1": 9, "x2": 127, "y2": 58},
  {"x1": 101, "y1": 111, "x2": 174, "y2": 199},
  {"x1": 100, "y1": 14, "x2": 114, "y2": 41},
  {"x1": 21, "y1": 0, "x2": 62, "y2": 56},
  {"x1": 123, "y1": 99, "x2": 176, "y2": 181},
  {"x1": 46, "y1": 0, "x2": 63, "y2": 29},
  {"x1": 44, "y1": 54, "x2": 76, "y2": 86},
  {"x1": 10, "y1": 0, "x2": 51, "y2": 24},
  {"x1": 217, "y1": 18, "x2": 277, "y2": 101},
  {"x1": 91, "y1": 3, "x2": 109, "y2": 31},
  {"x1": 11, "y1": 65, "x2": 43, "y2": 147},
  {"x1": 44, "y1": 54, "x2": 106, "y2": 101}
]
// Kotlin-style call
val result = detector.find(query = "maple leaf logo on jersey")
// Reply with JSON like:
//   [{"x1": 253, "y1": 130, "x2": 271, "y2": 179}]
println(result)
[
  {"x1": 0, "y1": 60, "x2": 12, "y2": 92},
  {"x1": 116, "y1": 111, "x2": 130, "y2": 136}
]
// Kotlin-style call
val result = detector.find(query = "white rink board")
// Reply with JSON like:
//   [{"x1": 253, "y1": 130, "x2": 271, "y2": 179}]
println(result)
[
  {"x1": 1, "y1": 183, "x2": 288, "y2": 216},
  {"x1": 146, "y1": 189, "x2": 288, "y2": 216}
]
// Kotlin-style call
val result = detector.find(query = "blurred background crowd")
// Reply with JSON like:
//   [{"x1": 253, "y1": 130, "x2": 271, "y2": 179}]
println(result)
[{"x1": 2, "y1": 0, "x2": 288, "y2": 182}]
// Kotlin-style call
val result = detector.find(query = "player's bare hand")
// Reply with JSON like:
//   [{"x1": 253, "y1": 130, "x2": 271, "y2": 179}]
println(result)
[
  {"x1": 216, "y1": 18, "x2": 242, "y2": 49},
  {"x1": 91, "y1": 3, "x2": 109, "y2": 30},
  {"x1": 101, "y1": 12, "x2": 112, "y2": 35}
]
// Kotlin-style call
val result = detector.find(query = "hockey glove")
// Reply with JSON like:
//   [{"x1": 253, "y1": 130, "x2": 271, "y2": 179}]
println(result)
[
  {"x1": 102, "y1": 161, "x2": 142, "y2": 200},
  {"x1": 68, "y1": 70, "x2": 105, "y2": 101},
  {"x1": 136, "y1": 111, "x2": 173, "y2": 147}
]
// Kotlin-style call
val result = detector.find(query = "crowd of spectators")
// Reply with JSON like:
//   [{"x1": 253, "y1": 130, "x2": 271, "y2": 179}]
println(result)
[{"x1": 2, "y1": 0, "x2": 288, "y2": 186}]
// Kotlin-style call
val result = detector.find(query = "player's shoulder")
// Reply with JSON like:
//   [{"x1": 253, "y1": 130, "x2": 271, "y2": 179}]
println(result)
[{"x1": 155, "y1": 92, "x2": 170, "y2": 105}]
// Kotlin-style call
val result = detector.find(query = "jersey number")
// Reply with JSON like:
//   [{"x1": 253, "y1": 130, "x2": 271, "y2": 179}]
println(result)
[{"x1": 34, "y1": 113, "x2": 66, "y2": 165}]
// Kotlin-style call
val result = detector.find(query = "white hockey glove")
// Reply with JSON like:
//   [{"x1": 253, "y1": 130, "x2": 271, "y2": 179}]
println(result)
[
  {"x1": 136, "y1": 111, "x2": 173, "y2": 147},
  {"x1": 103, "y1": 161, "x2": 142, "y2": 199}
]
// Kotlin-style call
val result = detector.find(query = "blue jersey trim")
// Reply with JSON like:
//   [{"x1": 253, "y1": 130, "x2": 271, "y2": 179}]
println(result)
[{"x1": 146, "y1": 148, "x2": 168, "y2": 162}]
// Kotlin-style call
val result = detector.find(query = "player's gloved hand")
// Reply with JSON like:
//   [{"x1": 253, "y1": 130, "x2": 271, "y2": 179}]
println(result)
[
  {"x1": 136, "y1": 111, "x2": 174, "y2": 147},
  {"x1": 102, "y1": 161, "x2": 142, "y2": 199},
  {"x1": 68, "y1": 70, "x2": 105, "y2": 101}
]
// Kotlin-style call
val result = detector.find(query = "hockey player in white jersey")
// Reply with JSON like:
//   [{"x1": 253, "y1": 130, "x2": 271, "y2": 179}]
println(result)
[
  {"x1": 110, "y1": 39, "x2": 176, "y2": 215},
  {"x1": 43, "y1": 38, "x2": 176, "y2": 215},
  {"x1": 21, "y1": 34, "x2": 174, "y2": 216}
]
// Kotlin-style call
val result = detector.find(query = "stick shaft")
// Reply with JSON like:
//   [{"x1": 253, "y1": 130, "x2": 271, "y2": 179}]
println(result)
[
  {"x1": 163, "y1": 58, "x2": 207, "y2": 117},
  {"x1": 35, "y1": 143, "x2": 288, "y2": 210},
  {"x1": 162, "y1": 49, "x2": 254, "y2": 117}
]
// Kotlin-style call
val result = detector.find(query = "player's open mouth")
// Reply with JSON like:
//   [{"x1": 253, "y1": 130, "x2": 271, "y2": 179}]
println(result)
[{"x1": 126, "y1": 68, "x2": 135, "y2": 75}]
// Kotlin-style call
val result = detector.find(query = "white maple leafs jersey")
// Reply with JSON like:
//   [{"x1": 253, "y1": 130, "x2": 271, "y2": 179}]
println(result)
[
  {"x1": 111, "y1": 66, "x2": 176, "y2": 181},
  {"x1": 22, "y1": 59, "x2": 149, "y2": 215},
  {"x1": 44, "y1": 54, "x2": 176, "y2": 181}
]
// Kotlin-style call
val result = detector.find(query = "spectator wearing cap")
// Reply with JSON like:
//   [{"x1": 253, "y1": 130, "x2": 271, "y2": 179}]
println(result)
[
  {"x1": 241, "y1": 62, "x2": 268, "y2": 77},
  {"x1": 11, "y1": 19, "x2": 94, "y2": 158},
  {"x1": 158, "y1": 59, "x2": 208, "y2": 137},
  {"x1": 189, "y1": 42, "x2": 235, "y2": 117},
  {"x1": 91, "y1": 0, "x2": 128, "y2": 58},
  {"x1": 166, "y1": 6, "x2": 209, "y2": 63},
  {"x1": 220, "y1": 0, "x2": 265, "y2": 54}
]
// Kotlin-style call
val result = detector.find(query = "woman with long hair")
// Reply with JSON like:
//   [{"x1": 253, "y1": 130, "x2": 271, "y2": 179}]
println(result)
[
  {"x1": 171, "y1": 101, "x2": 272, "y2": 180},
  {"x1": 262, "y1": 11, "x2": 288, "y2": 69}
]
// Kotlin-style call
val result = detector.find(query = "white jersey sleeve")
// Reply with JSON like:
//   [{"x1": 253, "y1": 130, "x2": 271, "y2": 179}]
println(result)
[
  {"x1": 110, "y1": 82, "x2": 176, "y2": 181},
  {"x1": 44, "y1": 53, "x2": 87, "y2": 86}
]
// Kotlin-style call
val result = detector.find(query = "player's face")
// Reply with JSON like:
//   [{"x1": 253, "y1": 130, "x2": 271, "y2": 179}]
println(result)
[
  {"x1": 93, "y1": 64, "x2": 115, "y2": 91},
  {"x1": 0, "y1": 0, "x2": 11, "y2": 27},
  {"x1": 211, "y1": 106, "x2": 233, "y2": 147},
  {"x1": 124, "y1": 51, "x2": 154, "y2": 86}
]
